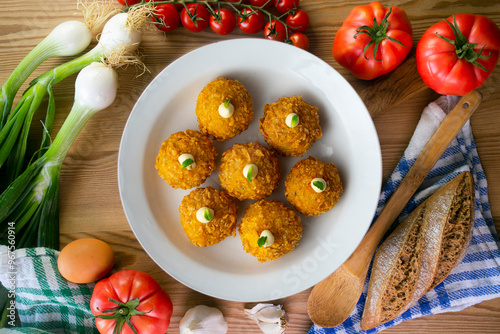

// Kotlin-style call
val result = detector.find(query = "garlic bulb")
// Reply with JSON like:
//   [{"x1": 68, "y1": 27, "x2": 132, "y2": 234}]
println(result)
[
  {"x1": 179, "y1": 305, "x2": 228, "y2": 334},
  {"x1": 244, "y1": 303, "x2": 289, "y2": 334}
]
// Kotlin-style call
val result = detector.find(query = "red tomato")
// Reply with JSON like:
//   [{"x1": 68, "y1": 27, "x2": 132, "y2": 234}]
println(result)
[
  {"x1": 181, "y1": 3, "x2": 210, "y2": 32},
  {"x1": 117, "y1": 0, "x2": 141, "y2": 5},
  {"x1": 152, "y1": 4, "x2": 180, "y2": 32},
  {"x1": 238, "y1": 8, "x2": 265, "y2": 34},
  {"x1": 289, "y1": 32, "x2": 309, "y2": 50},
  {"x1": 274, "y1": 0, "x2": 299, "y2": 14},
  {"x1": 210, "y1": 8, "x2": 237, "y2": 35},
  {"x1": 332, "y1": 1, "x2": 413, "y2": 80},
  {"x1": 416, "y1": 14, "x2": 500, "y2": 96},
  {"x1": 286, "y1": 9, "x2": 309, "y2": 32},
  {"x1": 249, "y1": 0, "x2": 272, "y2": 9},
  {"x1": 264, "y1": 19, "x2": 287, "y2": 42},
  {"x1": 90, "y1": 270, "x2": 173, "y2": 334}
]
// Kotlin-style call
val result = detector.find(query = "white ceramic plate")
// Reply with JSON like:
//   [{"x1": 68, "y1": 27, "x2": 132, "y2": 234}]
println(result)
[{"x1": 118, "y1": 39, "x2": 382, "y2": 302}]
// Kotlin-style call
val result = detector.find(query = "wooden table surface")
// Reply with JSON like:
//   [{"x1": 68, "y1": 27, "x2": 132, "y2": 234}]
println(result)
[{"x1": 1, "y1": 0, "x2": 500, "y2": 332}]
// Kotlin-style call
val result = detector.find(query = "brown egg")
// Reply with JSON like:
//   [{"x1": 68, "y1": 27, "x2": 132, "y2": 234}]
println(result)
[{"x1": 58, "y1": 238, "x2": 115, "y2": 284}]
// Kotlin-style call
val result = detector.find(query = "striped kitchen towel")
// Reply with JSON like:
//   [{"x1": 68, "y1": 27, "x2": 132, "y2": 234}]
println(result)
[
  {"x1": 0, "y1": 247, "x2": 98, "y2": 333},
  {"x1": 309, "y1": 95, "x2": 500, "y2": 334}
]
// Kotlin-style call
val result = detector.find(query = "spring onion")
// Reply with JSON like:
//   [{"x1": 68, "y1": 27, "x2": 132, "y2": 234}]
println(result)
[
  {"x1": 0, "y1": 62, "x2": 118, "y2": 249},
  {"x1": 0, "y1": 20, "x2": 92, "y2": 130},
  {"x1": 0, "y1": 12, "x2": 144, "y2": 188}
]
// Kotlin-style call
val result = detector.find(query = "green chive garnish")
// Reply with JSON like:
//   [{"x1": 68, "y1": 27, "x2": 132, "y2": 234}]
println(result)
[
  {"x1": 204, "y1": 208, "x2": 212, "y2": 222},
  {"x1": 224, "y1": 98, "x2": 231, "y2": 108},
  {"x1": 181, "y1": 158, "x2": 194, "y2": 169},
  {"x1": 313, "y1": 180, "x2": 325, "y2": 191},
  {"x1": 257, "y1": 236, "x2": 267, "y2": 247},
  {"x1": 246, "y1": 166, "x2": 254, "y2": 182},
  {"x1": 290, "y1": 114, "x2": 299, "y2": 128}
]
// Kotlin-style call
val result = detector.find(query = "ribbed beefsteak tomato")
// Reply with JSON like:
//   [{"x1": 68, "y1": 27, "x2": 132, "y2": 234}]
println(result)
[
  {"x1": 332, "y1": 1, "x2": 413, "y2": 80},
  {"x1": 416, "y1": 14, "x2": 500, "y2": 96},
  {"x1": 90, "y1": 270, "x2": 173, "y2": 334}
]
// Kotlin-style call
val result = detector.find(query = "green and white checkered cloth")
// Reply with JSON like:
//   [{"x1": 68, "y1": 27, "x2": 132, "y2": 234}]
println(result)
[{"x1": 0, "y1": 246, "x2": 98, "y2": 333}]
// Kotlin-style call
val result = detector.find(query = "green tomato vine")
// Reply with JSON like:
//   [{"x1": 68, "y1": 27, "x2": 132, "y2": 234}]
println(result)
[{"x1": 122, "y1": 0, "x2": 307, "y2": 46}]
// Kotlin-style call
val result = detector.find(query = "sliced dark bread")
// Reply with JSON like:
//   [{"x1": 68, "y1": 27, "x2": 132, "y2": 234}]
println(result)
[{"x1": 360, "y1": 172, "x2": 475, "y2": 330}]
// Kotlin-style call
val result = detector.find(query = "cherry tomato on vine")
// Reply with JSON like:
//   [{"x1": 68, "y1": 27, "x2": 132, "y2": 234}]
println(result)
[
  {"x1": 117, "y1": 0, "x2": 141, "y2": 5},
  {"x1": 152, "y1": 4, "x2": 180, "y2": 32},
  {"x1": 274, "y1": 0, "x2": 299, "y2": 14},
  {"x1": 286, "y1": 9, "x2": 309, "y2": 32},
  {"x1": 264, "y1": 19, "x2": 287, "y2": 42},
  {"x1": 249, "y1": 0, "x2": 273, "y2": 9},
  {"x1": 238, "y1": 8, "x2": 265, "y2": 34},
  {"x1": 289, "y1": 32, "x2": 309, "y2": 50},
  {"x1": 210, "y1": 8, "x2": 237, "y2": 35},
  {"x1": 181, "y1": 3, "x2": 210, "y2": 32}
]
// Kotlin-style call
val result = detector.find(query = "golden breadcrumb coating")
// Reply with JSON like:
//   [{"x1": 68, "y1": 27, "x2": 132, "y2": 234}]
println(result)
[
  {"x1": 259, "y1": 95, "x2": 322, "y2": 156},
  {"x1": 285, "y1": 156, "x2": 343, "y2": 216},
  {"x1": 239, "y1": 200, "x2": 302, "y2": 262},
  {"x1": 179, "y1": 186, "x2": 238, "y2": 247},
  {"x1": 155, "y1": 129, "x2": 217, "y2": 190},
  {"x1": 218, "y1": 142, "x2": 281, "y2": 201},
  {"x1": 196, "y1": 77, "x2": 253, "y2": 141}
]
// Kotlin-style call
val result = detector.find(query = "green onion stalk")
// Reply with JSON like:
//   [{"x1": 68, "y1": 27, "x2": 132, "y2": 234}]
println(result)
[
  {"x1": 0, "y1": 12, "x2": 143, "y2": 189},
  {"x1": 0, "y1": 21, "x2": 92, "y2": 130},
  {"x1": 0, "y1": 62, "x2": 119, "y2": 249}
]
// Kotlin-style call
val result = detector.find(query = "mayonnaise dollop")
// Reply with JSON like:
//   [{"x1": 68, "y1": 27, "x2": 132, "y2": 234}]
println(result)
[
  {"x1": 178, "y1": 153, "x2": 196, "y2": 170},
  {"x1": 311, "y1": 178, "x2": 327, "y2": 193},
  {"x1": 218, "y1": 99, "x2": 235, "y2": 118},
  {"x1": 196, "y1": 207, "x2": 214, "y2": 223},
  {"x1": 259, "y1": 230, "x2": 275, "y2": 247},
  {"x1": 243, "y1": 164, "x2": 258, "y2": 182},
  {"x1": 286, "y1": 113, "x2": 299, "y2": 128}
]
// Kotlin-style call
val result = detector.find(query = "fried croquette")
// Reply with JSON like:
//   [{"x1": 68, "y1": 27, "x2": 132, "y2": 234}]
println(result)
[
  {"x1": 218, "y1": 142, "x2": 280, "y2": 201},
  {"x1": 196, "y1": 77, "x2": 253, "y2": 141},
  {"x1": 239, "y1": 200, "x2": 302, "y2": 262},
  {"x1": 285, "y1": 156, "x2": 343, "y2": 216},
  {"x1": 259, "y1": 95, "x2": 321, "y2": 156},
  {"x1": 155, "y1": 129, "x2": 217, "y2": 190},
  {"x1": 179, "y1": 186, "x2": 238, "y2": 247}
]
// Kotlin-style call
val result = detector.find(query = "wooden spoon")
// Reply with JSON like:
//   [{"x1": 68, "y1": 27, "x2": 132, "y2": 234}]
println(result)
[{"x1": 307, "y1": 89, "x2": 482, "y2": 328}]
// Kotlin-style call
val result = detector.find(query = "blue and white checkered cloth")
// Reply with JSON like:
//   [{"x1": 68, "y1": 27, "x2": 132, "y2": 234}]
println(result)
[{"x1": 310, "y1": 95, "x2": 500, "y2": 334}]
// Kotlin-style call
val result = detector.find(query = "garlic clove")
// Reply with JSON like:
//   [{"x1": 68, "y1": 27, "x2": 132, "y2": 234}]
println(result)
[
  {"x1": 179, "y1": 305, "x2": 228, "y2": 334},
  {"x1": 255, "y1": 306, "x2": 284, "y2": 323},
  {"x1": 258, "y1": 322, "x2": 287, "y2": 334},
  {"x1": 244, "y1": 303, "x2": 288, "y2": 334}
]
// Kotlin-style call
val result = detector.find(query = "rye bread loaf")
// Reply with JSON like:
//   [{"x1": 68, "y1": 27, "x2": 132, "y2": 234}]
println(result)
[{"x1": 360, "y1": 172, "x2": 474, "y2": 330}]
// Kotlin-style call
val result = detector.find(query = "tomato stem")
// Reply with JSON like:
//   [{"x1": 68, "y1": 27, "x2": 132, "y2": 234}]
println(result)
[
  {"x1": 353, "y1": 5, "x2": 406, "y2": 61},
  {"x1": 436, "y1": 15, "x2": 491, "y2": 71},
  {"x1": 210, "y1": 2, "x2": 222, "y2": 22},
  {"x1": 95, "y1": 298, "x2": 154, "y2": 334}
]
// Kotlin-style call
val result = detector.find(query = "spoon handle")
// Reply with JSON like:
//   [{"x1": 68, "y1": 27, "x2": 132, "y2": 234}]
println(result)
[{"x1": 346, "y1": 90, "x2": 482, "y2": 277}]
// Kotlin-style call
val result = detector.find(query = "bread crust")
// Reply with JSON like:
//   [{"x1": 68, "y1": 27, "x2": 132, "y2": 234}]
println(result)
[
  {"x1": 361, "y1": 172, "x2": 475, "y2": 330},
  {"x1": 361, "y1": 203, "x2": 429, "y2": 330}
]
